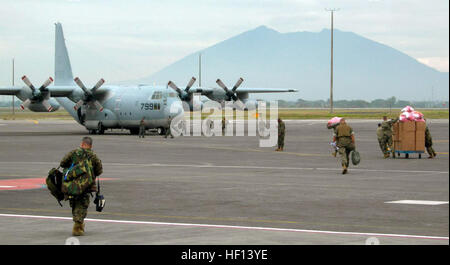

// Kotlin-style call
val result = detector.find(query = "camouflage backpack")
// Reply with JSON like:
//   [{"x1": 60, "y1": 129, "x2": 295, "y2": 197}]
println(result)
[
  {"x1": 46, "y1": 167, "x2": 64, "y2": 206},
  {"x1": 61, "y1": 149, "x2": 95, "y2": 196}
]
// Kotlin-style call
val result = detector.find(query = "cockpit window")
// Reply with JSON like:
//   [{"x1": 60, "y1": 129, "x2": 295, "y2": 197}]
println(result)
[{"x1": 151, "y1": 91, "x2": 162, "y2": 99}]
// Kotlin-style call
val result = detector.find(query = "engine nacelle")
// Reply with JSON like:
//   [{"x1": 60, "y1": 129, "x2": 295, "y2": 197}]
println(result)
[{"x1": 25, "y1": 98, "x2": 60, "y2": 112}]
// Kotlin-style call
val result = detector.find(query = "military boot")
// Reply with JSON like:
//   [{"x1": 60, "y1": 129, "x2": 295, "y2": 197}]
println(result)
[
  {"x1": 72, "y1": 222, "x2": 84, "y2": 236},
  {"x1": 384, "y1": 153, "x2": 390, "y2": 158},
  {"x1": 342, "y1": 164, "x2": 348, "y2": 175}
]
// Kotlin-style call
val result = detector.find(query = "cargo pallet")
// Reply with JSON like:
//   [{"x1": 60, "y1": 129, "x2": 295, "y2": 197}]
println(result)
[{"x1": 392, "y1": 150, "x2": 424, "y2": 159}]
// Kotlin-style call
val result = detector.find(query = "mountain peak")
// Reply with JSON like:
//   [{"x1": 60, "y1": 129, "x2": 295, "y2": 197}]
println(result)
[
  {"x1": 250, "y1": 25, "x2": 279, "y2": 34},
  {"x1": 135, "y1": 26, "x2": 449, "y2": 101}
]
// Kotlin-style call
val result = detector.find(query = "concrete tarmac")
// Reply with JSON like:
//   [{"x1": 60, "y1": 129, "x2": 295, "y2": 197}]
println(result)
[{"x1": 0, "y1": 119, "x2": 448, "y2": 245}]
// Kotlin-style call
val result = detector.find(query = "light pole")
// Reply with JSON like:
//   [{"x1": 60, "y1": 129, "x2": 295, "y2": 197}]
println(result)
[
  {"x1": 12, "y1": 58, "x2": 15, "y2": 119},
  {"x1": 326, "y1": 8, "x2": 339, "y2": 113},
  {"x1": 199, "y1": 53, "x2": 202, "y2": 87}
]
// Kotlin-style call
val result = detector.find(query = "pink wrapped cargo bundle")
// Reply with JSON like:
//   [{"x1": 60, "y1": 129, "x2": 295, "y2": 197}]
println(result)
[
  {"x1": 401, "y1": 106, "x2": 415, "y2": 113},
  {"x1": 399, "y1": 107, "x2": 425, "y2": 122},
  {"x1": 327, "y1": 117, "x2": 342, "y2": 128},
  {"x1": 412, "y1": 111, "x2": 424, "y2": 120}
]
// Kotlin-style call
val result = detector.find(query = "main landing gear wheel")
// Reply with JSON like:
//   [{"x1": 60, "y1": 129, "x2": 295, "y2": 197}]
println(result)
[
  {"x1": 88, "y1": 129, "x2": 97, "y2": 135},
  {"x1": 97, "y1": 122, "x2": 105, "y2": 135}
]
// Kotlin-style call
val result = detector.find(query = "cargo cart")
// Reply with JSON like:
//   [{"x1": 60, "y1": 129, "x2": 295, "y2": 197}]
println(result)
[{"x1": 392, "y1": 121, "x2": 425, "y2": 159}]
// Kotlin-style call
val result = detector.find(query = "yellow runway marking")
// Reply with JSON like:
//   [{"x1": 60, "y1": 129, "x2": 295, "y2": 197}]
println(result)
[{"x1": 25, "y1": 120, "x2": 39, "y2": 124}]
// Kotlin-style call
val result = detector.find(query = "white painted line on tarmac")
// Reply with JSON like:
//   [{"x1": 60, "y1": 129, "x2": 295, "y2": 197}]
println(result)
[
  {"x1": 385, "y1": 200, "x2": 449, "y2": 206},
  {"x1": 0, "y1": 186, "x2": 15, "y2": 188},
  {"x1": 0, "y1": 161, "x2": 448, "y2": 175},
  {"x1": 0, "y1": 213, "x2": 448, "y2": 241}
]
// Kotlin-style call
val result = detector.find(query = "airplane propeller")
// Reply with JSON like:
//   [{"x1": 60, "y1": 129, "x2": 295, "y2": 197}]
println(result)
[
  {"x1": 216, "y1": 78, "x2": 246, "y2": 108},
  {"x1": 20, "y1": 75, "x2": 54, "y2": 111},
  {"x1": 216, "y1": 78, "x2": 244, "y2": 101},
  {"x1": 167, "y1": 77, "x2": 197, "y2": 101},
  {"x1": 73, "y1": 77, "x2": 105, "y2": 112}
]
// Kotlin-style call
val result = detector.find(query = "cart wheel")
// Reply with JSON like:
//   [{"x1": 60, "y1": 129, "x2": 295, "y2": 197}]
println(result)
[
  {"x1": 405, "y1": 153, "x2": 409, "y2": 159},
  {"x1": 419, "y1": 154, "x2": 421, "y2": 159}
]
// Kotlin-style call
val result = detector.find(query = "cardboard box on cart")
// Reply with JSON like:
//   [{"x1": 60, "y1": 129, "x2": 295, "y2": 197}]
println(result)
[
  {"x1": 393, "y1": 121, "x2": 426, "y2": 152},
  {"x1": 415, "y1": 121, "x2": 425, "y2": 152}
]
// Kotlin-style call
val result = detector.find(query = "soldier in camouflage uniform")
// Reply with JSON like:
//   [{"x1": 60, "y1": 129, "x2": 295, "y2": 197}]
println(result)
[
  {"x1": 380, "y1": 116, "x2": 399, "y2": 158},
  {"x1": 376, "y1": 123, "x2": 384, "y2": 154},
  {"x1": 222, "y1": 117, "x2": 227, "y2": 136},
  {"x1": 425, "y1": 125, "x2": 437, "y2": 158},
  {"x1": 164, "y1": 116, "x2": 174, "y2": 139},
  {"x1": 139, "y1": 117, "x2": 146, "y2": 138},
  {"x1": 276, "y1": 118, "x2": 285, "y2": 151},
  {"x1": 327, "y1": 122, "x2": 340, "y2": 157},
  {"x1": 333, "y1": 118, "x2": 355, "y2": 174},
  {"x1": 60, "y1": 137, "x2": 103, "y2": 236}
]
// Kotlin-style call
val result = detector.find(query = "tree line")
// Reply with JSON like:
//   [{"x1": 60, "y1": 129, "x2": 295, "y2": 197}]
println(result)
[{"x1": 276, "y1": 97, "x2": 448, "y2": 109}]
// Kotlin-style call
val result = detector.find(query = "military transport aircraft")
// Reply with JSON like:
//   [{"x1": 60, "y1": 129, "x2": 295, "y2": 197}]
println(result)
[{"x1": 0, "y1": 23, "x2": 297, "y2": 135}]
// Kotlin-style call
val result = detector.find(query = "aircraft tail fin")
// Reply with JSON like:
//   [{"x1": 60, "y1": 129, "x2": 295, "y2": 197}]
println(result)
[{"x1": 54, "y1": 22, "x2": 74, "y2": 86}]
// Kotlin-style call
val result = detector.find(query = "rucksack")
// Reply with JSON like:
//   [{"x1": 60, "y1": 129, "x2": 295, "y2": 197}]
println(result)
[
  {"x1": 61, "y1": 149, "x2": 95, "y2": 196},
  {"x1": 46, "y1": 167, "x2": 64, "y2": 206}
]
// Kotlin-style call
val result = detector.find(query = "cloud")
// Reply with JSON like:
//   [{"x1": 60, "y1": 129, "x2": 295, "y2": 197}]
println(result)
[{"x1": 417, "y1": 57, "x2": 449, "y2": 72}]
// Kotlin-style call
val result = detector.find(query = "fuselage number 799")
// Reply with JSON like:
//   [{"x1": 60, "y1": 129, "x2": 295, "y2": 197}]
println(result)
[{"x1": 141, "y1": 102, "x2": 161, "y2": 111}]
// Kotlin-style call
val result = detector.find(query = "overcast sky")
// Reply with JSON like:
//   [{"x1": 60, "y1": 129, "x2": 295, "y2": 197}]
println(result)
[{"x1": 0, "y1": 0, "x2": 448, "y2": 87}]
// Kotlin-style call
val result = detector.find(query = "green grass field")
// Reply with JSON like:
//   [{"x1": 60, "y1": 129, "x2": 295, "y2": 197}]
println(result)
[{"x1": 1, "y1": 107, "x2": 448, "y2": 120}]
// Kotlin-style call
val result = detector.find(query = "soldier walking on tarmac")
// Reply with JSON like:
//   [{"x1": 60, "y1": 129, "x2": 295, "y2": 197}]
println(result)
[
  {"x1": 276, "y1": 118, "x2": 285, "y2": 151},
  {"x1": 333, "y1": 118, "x2": 355, "y2": 174},
  {"x1": 381, "y1": 116, "x2": 399, "y2": 158},
  {"x1": 139, "y1": 117, "x2": 146, "y2": 138},
  {"x1": 165, "y1": 116, "x2": 174, "y2": 139},
  {"x1": 60, "y1": 137, "x2": 103, "y2": 236},
  {"x1": 376, "y1": 123, "x2": 384, "y2": 154},
  {"x1": 222, "y1": 117, "x2": 227, "y2": 136},
  {"x1": 425, "y1": 124, "x2": 437, "y2": 158},
  {"x1": 327, "y1": 121, "x2": 340, "y2": 157}
]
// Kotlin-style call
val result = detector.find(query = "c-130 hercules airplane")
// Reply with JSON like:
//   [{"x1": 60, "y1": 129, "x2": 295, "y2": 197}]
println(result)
[{"x1": 0, "y1": 23, "x2": 297, "y2": 135}]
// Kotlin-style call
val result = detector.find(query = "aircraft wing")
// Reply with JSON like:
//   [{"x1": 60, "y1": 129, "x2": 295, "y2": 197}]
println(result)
[
  {"x1": 0, "y1": 86, "x2": 75, "y2": 97},
  {"x1": 187, "y1": 87, "x2": 297, "y2": 96},
  {"x1": 235, "y1": 88, "x2": 298, "y2": 93},
  {"x1": 0, "y1": 86, "x2": 110, "y2": 99},
  {"x1": 0, "y1": 87, "x2": 22, "y2": 95},
  {"x1": 187, "y1": 87, "x2": 214, "y2": 96}
]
